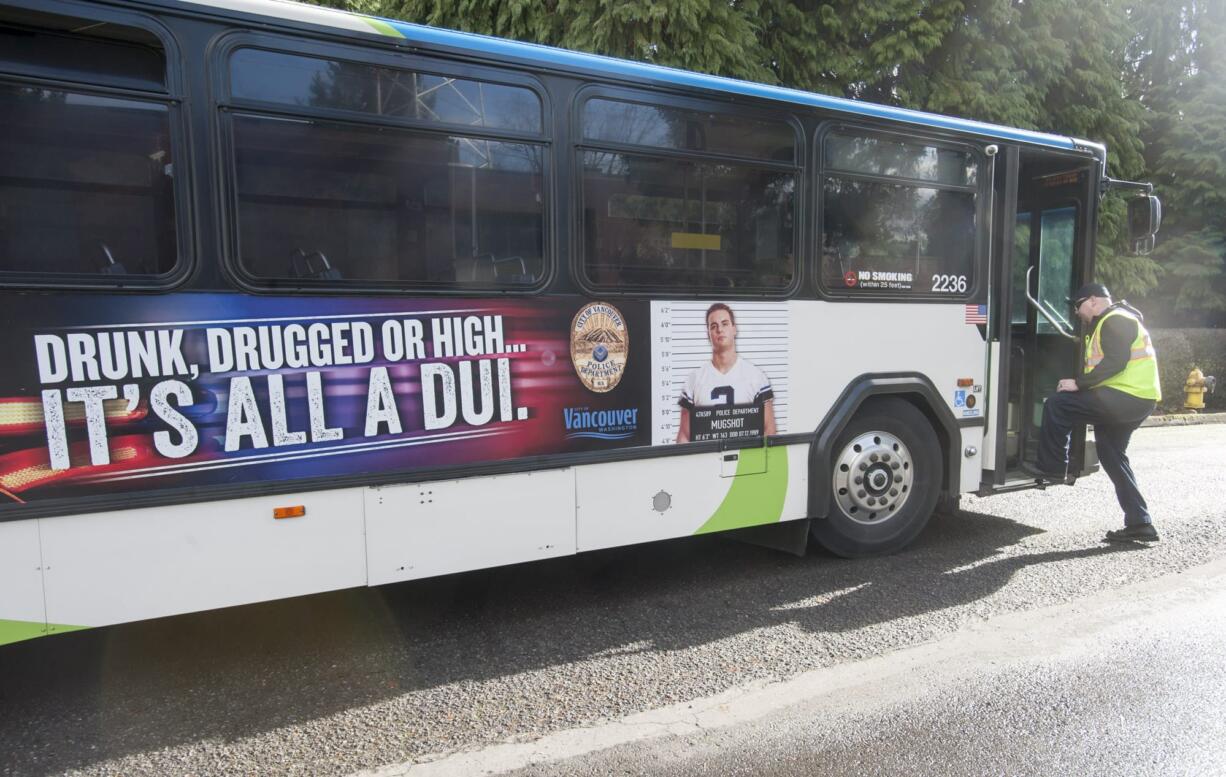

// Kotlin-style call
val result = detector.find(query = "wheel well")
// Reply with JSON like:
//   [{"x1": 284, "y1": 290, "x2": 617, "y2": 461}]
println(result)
[
  {"x1": 894, "y1": 394, "x2": 954, "y2": 492},
  {"x1": 808, "y1": 375, "x2": 960, "y2": 519}
]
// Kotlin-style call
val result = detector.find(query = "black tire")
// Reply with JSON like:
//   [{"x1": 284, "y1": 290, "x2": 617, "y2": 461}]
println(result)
[{"x1": 810, "y1": 396, "x2": 942, "y2": 558}]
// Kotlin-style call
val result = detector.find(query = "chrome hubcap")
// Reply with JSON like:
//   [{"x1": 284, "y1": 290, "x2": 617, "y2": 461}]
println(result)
[{"x1": 832, "y1": 431, "x2": 914, "y2": 525}]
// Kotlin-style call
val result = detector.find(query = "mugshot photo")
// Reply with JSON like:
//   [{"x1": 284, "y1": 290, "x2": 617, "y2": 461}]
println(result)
[{"x1": 651, "y1": 300, "x2": 789, "y2": 445}]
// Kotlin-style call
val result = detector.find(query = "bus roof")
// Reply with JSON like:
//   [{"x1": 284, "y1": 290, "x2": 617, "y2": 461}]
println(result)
[{"x1": 180, "y1": 0, "x2": 1104, "y2": 157}]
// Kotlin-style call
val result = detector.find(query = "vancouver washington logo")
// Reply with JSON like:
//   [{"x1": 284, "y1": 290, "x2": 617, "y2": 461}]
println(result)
[{"x1": 570, "y1": 302, "x2": 628, "y2": 393}]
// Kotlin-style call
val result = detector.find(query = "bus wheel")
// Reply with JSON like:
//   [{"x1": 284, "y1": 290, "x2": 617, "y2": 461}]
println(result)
[{"x1": 811, "y1": 397, "x2": 942, "y2": 558}]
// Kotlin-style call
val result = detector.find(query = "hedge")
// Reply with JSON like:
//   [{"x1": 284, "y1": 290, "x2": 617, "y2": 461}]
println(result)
[{"x1": 1150, "y1": 328, "x2": 1226, "y2": 412}]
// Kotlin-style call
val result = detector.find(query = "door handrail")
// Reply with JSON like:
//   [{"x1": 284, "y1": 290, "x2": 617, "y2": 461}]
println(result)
[{"x1": 1024, "y1": 266, "x2": 1078, "y2": 341}]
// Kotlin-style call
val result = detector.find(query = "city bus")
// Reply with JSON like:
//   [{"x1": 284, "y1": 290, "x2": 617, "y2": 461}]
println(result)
[{"x1": 0, "y1": 0, "x2": 1160, "y2": 645}]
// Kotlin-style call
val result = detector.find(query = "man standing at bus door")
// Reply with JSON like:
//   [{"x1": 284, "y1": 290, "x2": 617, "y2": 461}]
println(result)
[
  {"x1": 1033, "y1": 283, "x2": 1162, "y2": 543},
  {"x1": 675, "y1": 303, "x2": 777, "y2": 443}
]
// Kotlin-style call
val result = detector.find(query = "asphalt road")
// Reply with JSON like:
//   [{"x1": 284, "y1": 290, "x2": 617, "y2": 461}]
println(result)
[
  {"x1": 1, "y1": 424, "x2": 1224, "y2": 777},
  {"x1": 426, "y1": 557, "x2": 1226, "y2": 777}
]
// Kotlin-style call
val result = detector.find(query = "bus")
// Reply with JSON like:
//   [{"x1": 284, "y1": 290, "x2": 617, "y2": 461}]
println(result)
[{"x1": 0, "y1": 0, "x2": 1160, "y2": 646}]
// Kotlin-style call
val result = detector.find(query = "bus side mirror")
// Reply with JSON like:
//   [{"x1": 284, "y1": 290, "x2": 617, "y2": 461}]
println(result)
[{"x1": 1128, "y1": 195, "x2": 1161, "y2": 254}]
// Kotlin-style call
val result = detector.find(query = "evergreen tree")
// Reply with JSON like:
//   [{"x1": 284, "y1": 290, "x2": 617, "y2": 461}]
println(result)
[
  {"x1": 903, "y1": 0, "x2": 1063, "y2": 128},
  {"x1": 1159, "y1": 231, "x2": 1226, "y2": 313},
  {"x1": 760, "y1": 0, "x2": 964, "y2": 101},
  {"x1": 1130, "y1": 0, "x2": 1226, "y2": 322},
  {"x1": 375, "y1": 0, "x2": 776, "y2": 83}
]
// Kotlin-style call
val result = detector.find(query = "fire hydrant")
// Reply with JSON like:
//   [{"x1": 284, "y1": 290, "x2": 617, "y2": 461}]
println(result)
[{"x1": 1184, "y1": 367, "x2": 1216, "y2": 412}]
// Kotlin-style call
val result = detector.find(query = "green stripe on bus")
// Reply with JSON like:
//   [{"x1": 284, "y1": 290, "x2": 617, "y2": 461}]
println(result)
[
  {"x1": 360, "y1": 17, "x2": 406, "y2": 38},
  {"x1": 693, "y1": 445, "x2": 788, "y2": 535},
  {"x1": 0, "y1": 619, "x2": 88, "y2": 646}
]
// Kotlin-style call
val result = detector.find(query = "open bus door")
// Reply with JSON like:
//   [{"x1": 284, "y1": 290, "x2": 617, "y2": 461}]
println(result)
[{"x1": 985, "y1": 147, "x2": 1098, "y2": 490}]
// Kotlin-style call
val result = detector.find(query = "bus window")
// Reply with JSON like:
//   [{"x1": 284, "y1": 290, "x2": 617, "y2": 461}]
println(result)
[
  {"x1": 230, "y1": 49, "x2": 542, "y2": 134},
  {"x1": 1010, "y1": 206, "x2": 1077, "y2": 331},
  {"x1": 823, "y1": 133, "x2": 976, "y2": 186},
  {"x1": 1036, "y1": 206, "x2": 1076, "y2": 334},
  {"x1": 231, "y1": 114, "x2": 545, "y2": 287},
  {"x1": 0, "y1": 11, "x2": 178, "y2": 284},
  {"x1": 225, "y1": 49, "x2": 547, "y2": 290},
  {"x1": 582, "y1": 98, "x2": 794, "y2": 162},
  {"x1": 820, "y1": 130, "x2": 980, "y2": 298},
  {"x1": 0, "y1": 6, "x2": 166, "y2": 91},
  {"x1": 578, "y1": 97, "x2": 797, "y2": 293}
]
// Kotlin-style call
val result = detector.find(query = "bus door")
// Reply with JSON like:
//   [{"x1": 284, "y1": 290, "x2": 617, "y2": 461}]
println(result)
[{"x1": 989, "y1": 148, "x2": 1096, "y2": 486}]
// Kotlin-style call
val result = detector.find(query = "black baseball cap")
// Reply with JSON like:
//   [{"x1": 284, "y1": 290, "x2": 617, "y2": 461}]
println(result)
[{"x1": 1068, "y1": 282, "x2": 1111, "y2": 307}]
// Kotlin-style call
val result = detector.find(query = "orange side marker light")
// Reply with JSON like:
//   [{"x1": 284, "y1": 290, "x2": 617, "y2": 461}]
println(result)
[{"x1": 273, "y1": 505, "x2": 306, "y2": 520}]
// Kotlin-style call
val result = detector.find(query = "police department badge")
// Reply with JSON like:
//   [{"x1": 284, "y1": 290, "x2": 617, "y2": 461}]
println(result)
[{"x1": 570, "y1": 302, "x2": 628, "y2": 393}]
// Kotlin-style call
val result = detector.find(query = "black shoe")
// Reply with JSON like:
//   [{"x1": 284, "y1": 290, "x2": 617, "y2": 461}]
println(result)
[{"x1": 1105, "y1": 525, "x2": 1160, "y2": 543}]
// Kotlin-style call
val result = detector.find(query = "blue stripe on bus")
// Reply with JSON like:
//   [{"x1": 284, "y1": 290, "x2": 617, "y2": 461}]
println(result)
[{"x1": 370, "y1": 17, "x2": 1080, "y2": 152}]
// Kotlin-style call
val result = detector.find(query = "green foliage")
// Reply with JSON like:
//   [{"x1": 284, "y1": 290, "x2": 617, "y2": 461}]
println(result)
[
  {"x1": 371, "y1": 0, "x2": 776, "y2": 82},
  {"x1": 901, "y1": 0, "x2": 1050, "y2": 127},
  {"x1": 766, "y1": 0, "x2": 965, "y2": 101},
  {"x1": 1154, "y1": 75, "x2": 1226, "y2": 231},
  {"x1": 1130, "y1": 0, "x2": 1226, "y2": 323},
  {"x1": 1160, "y1": 230, "x2": 1226, "y2": 312},
  {"x1": 1150, "y1": 328, "x2": 1226, "y2": 411}
]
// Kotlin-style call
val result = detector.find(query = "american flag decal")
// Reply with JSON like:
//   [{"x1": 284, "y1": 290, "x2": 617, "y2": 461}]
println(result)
[{"x1": 964, "y1": 304, "x2": 987, "y2": 324}]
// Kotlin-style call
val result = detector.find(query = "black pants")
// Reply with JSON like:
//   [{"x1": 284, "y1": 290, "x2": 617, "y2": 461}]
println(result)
[{"x1": 1036, "y1": 387, "x2": 1156, "y2": 527}]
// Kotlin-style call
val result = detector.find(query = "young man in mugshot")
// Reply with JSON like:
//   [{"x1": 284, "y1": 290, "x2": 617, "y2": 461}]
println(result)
[{"x1": 676, "y1": 303, "x2": 777, "y2": 443}]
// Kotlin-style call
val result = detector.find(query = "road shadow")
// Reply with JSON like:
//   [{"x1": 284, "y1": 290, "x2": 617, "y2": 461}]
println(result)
[{"x1": 0, "y1": 508, "x2": 1146, "y2": 776}]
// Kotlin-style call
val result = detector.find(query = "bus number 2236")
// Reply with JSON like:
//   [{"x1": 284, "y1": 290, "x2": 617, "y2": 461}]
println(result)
[{"x1": 931, "y1": 274, "x2": 968, "y2": 293}]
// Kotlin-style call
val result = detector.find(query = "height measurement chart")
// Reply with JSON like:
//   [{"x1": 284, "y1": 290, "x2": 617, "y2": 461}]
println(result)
[{"x1": 650, "y1": 301, "x2": 790, "y2": 445}]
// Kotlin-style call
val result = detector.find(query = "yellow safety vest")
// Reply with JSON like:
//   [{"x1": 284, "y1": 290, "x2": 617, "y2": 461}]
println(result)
[{"x1": 1083, "y1": 307, "x2": 1161, "y2": 401}]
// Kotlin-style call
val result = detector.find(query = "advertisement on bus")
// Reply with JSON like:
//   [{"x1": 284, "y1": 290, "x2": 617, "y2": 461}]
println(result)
[{"x1": 0, "y1": 294, "x2": 790, "y2": 508}]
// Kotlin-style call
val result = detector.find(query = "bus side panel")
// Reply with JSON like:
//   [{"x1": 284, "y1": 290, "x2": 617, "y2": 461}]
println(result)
[
  {"x1": 576, "y1": 444, "x2": 807, "y2": 553},
  {"x1": 0, "y1": 519, "x2": 47, "y2": 644},
  {"x1": 39, "y1": 488, "x2": 367, "y2": 629},
  {"x1": 789, "y1": 301, "x2": 987, "y2": 492},
  {"x1": 981, "y1": 341, "x2": 1005, "y2": 472},
  {"x1": 960, "y1": 427, "x2": 985, "y2": 496},
  {"x1": 365, "y1": 468, "x2": 576, "y2": 585}
]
